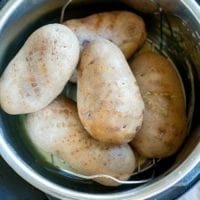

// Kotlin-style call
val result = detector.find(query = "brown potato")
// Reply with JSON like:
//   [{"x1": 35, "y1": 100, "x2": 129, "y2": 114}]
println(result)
[
  {"x1": 0, "y1": 24, "x2": 80, "y2": 114},
  {"x1": 65, "y1": 11, "x2": 146, "y2": 58},
  {"x1": 64, "y1": 11, "x2": 146, "y2": 82},
  {"x1": 78, "y1": 39, "x2": 144, "y2": 145},
  {"x1": 26, "y1": 96, "x2": 136, "y2": 186},
  {"x1": 130, "y1": 52, "x2": 187, "y2": 158}
]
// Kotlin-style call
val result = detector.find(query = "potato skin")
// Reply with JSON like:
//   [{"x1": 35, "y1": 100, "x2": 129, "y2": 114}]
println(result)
[
  {"x1": 78, "y1": 39, "x2": 144, "y2": 145},
  {"x1": 65, "y1": 11, "x2": 146, "y2": 82},
  {"x1": 65, "y1": 11, "x2": 146, "y2": 58},
  {"x1": 130, "y1": 52, "x2": 187, "y2": 158},
  {"x1": 26, "y1": 96, "x2": 136, "y2": 186},
  {"x1": 0, "y1": 24, "x2": 79, "y2": 114}
]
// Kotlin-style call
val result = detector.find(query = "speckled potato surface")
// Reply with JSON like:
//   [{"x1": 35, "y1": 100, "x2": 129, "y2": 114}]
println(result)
[
  {"x1": 78, "y1": 39, "x2": 144, "y2": 145},
  {"x1": 64, "y1": 11, "x2": 146, "y2": 82},
  {"x1": 26, "y1": 96, "x2": 136, "y2": 186},
  {"x1": 130, "y1": 52, "x2": 187, "y2": 158},
  {"x1": 0, "y1": 24, "x2": 79, "y2": 114}
]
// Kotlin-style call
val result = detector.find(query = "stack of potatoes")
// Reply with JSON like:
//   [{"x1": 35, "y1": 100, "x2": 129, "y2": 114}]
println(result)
[{"x1": 0, "y1": 11, "x2": 186, "y2": 186}]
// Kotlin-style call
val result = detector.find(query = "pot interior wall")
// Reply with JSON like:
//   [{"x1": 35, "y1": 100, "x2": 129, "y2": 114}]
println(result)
[{"x1": 0, "y1": 0, "x2": 199, "y2": 196}]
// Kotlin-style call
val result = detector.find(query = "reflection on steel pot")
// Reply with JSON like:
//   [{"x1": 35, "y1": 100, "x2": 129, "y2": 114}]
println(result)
[
  {"x1": 0, "y1": 0, "x2": 200, "y2": 200},
  {"x1": 122, "y1": 0, "x2": 158, "y2": 13}
]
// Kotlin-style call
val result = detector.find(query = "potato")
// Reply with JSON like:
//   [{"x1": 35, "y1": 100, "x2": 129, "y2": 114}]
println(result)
[
  {"x1": 64, "y1": 11, "x2": 146, "y2": 82},
  {"x1": 130, "y1": 52, "x2": 187, "y2": 158},
  {"x1": 78, "y1": 39, "x2": 144, "y2": 145},
  {"x1": 26, "y1": 96, "x2": 136, "y2": 186},
  {"x1": 0, "y1": 24, "x2": 79, "y2": 114}
]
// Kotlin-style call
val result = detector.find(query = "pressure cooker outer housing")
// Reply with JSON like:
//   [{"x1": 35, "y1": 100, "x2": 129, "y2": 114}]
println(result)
[{"x1": 0, "y1": 0, "x2": 200, "y2": 199}]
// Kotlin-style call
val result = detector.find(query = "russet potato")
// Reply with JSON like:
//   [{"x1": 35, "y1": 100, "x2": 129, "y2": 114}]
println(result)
[
  {"x1": 0, "y1": 24, "x2": 79, "y2": 114},
  {"x1": 64, "y1": 11, "x2": 146, "y2": 82},
  {"x1": 130, "y1": 52, "x2": 187, "y2": 158},
  {"x1": 78, "y1": 39, "x2": 144, "y2": 145},
  {"x1": 26, "y1": 96, "x2": 136, "y2": 186}
]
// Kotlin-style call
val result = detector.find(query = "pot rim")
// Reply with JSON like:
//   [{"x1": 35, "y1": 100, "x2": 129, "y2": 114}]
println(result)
[{"x1": 0, "y1": 0, "x2": 200, "y2": 199}]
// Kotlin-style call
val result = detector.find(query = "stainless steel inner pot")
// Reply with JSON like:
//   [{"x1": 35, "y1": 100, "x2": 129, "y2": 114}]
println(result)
[{"x1": 0, "y1": 0, "x2": 200, "y2": 199}]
